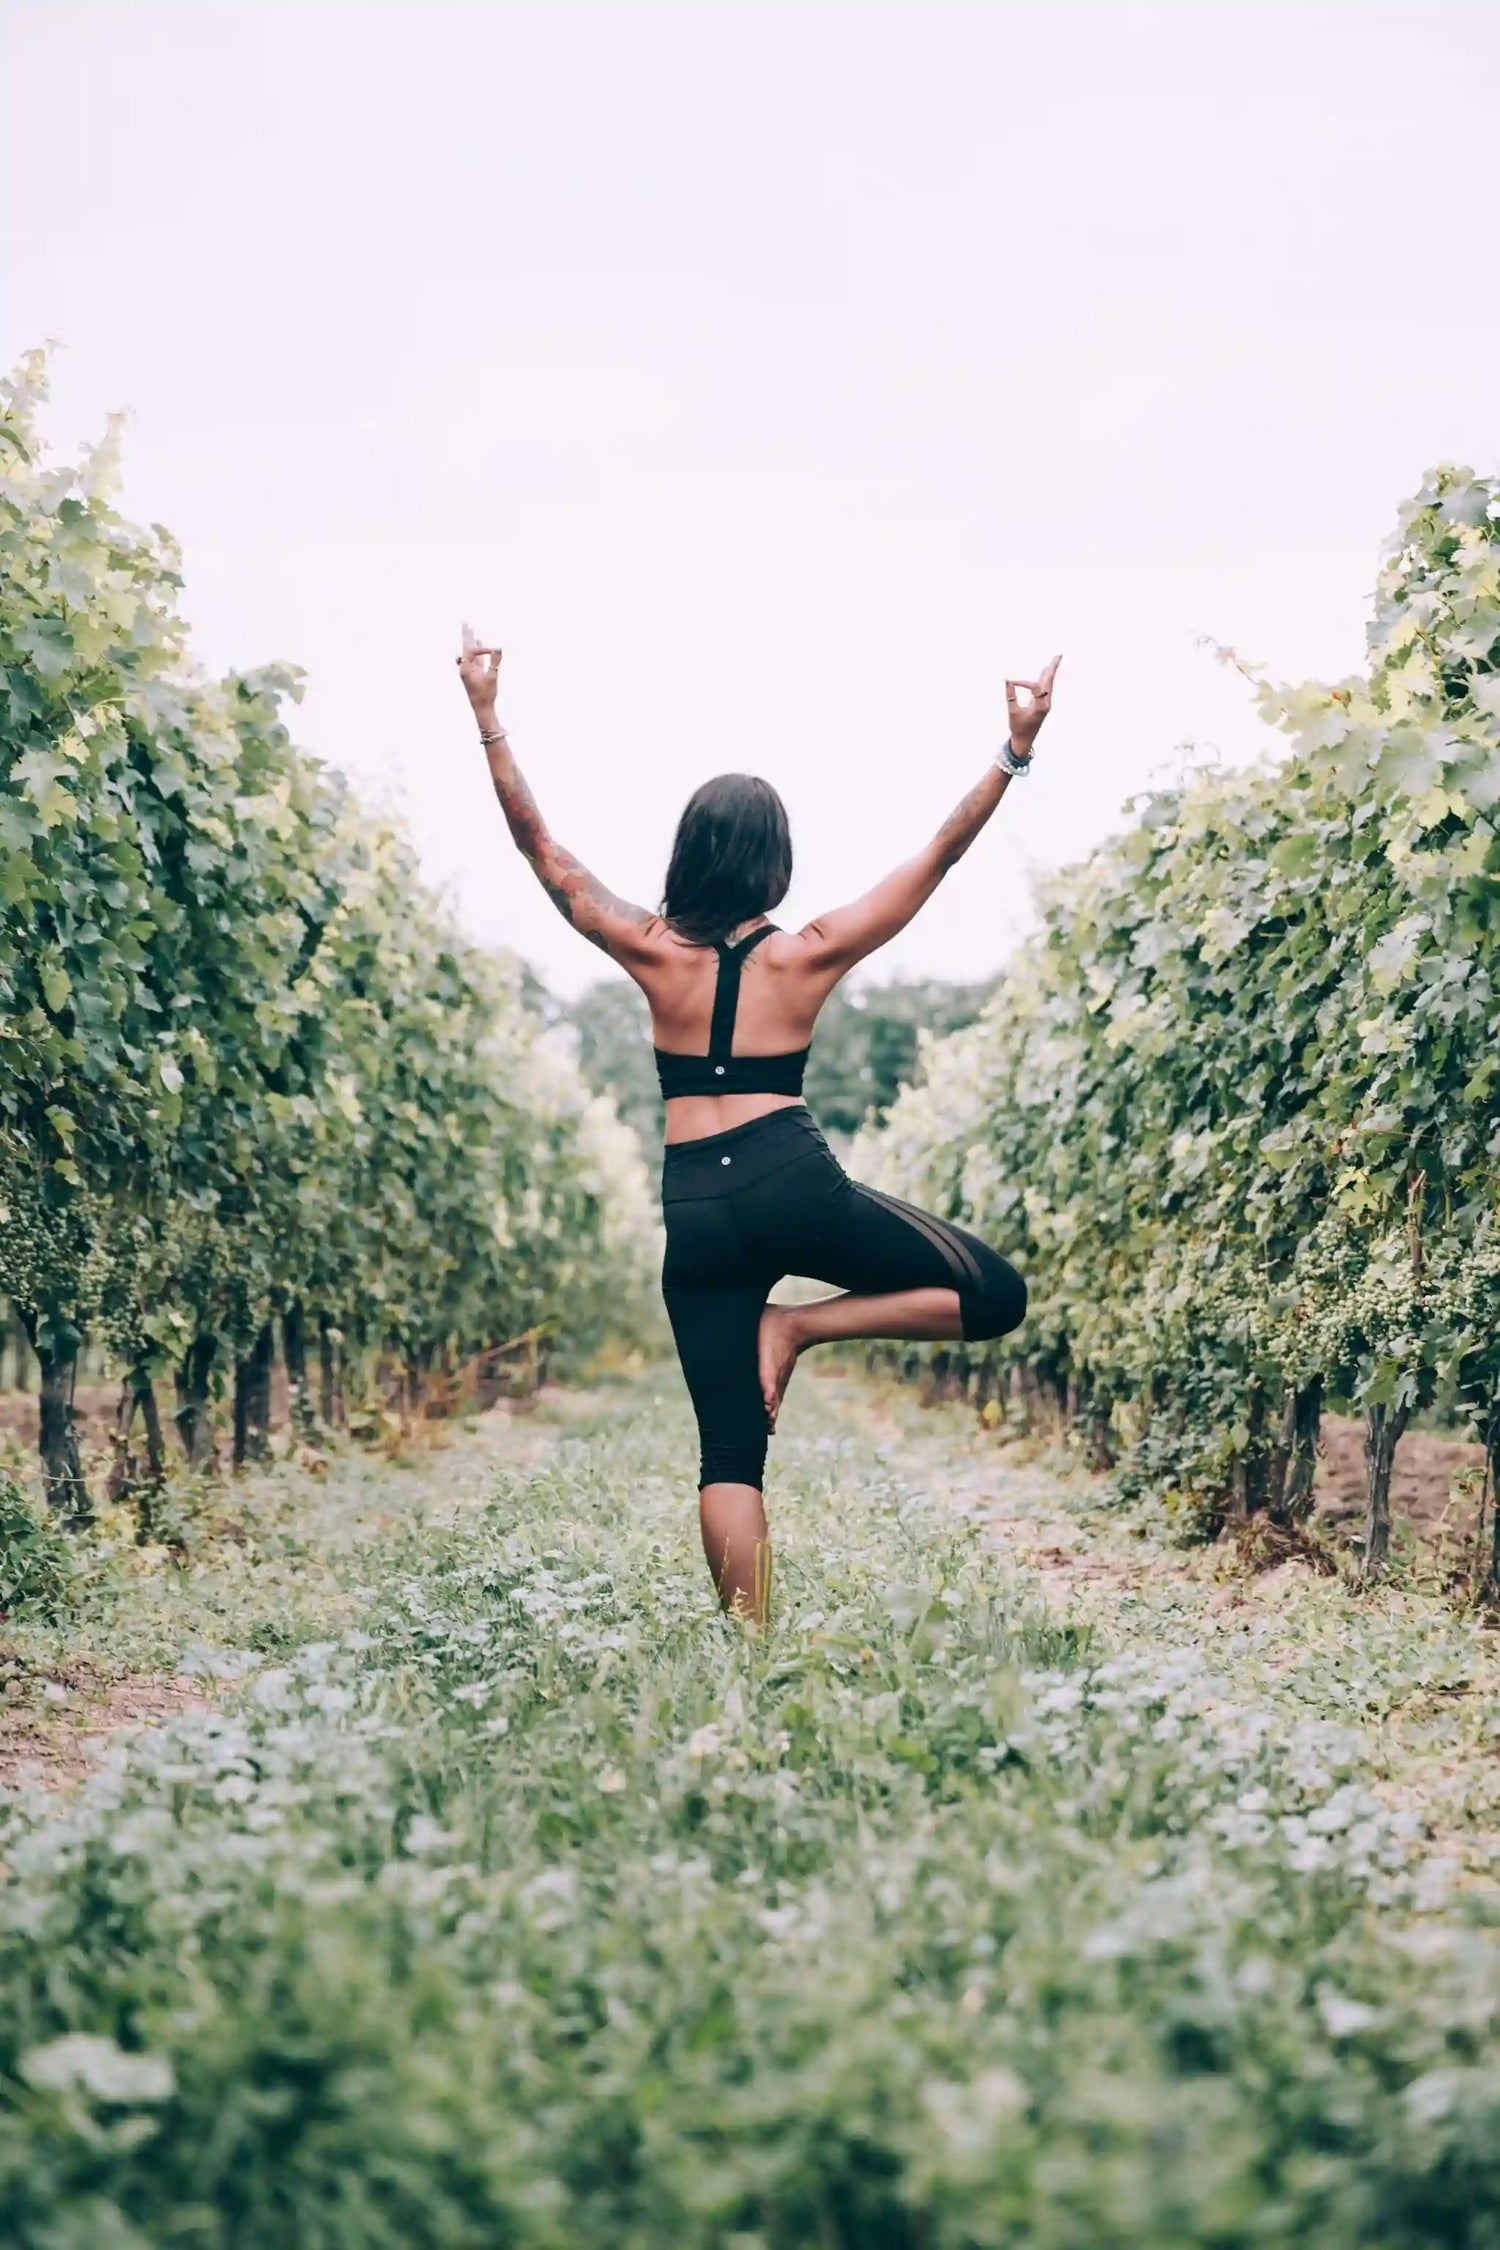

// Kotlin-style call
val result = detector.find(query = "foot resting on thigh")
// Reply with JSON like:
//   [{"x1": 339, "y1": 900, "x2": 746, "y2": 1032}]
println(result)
[
  {"x1": 758, "y1": 1284, "x2": 969, "y2": 1429},
  {"x1": 757, "y1": 1304, "x2": 804, "y2": 1431}
]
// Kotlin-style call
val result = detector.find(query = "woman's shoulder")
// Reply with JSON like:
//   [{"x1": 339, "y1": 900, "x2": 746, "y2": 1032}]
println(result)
[
  {"x1": 613, "y1": 912, "x2": 675, "y2": 961},
  {"x1": 763, "y1": 922, "x2": 821, "y2": 970},
  {"x1": 618, "y1": 918, "x2": 705, "y2": 991}
]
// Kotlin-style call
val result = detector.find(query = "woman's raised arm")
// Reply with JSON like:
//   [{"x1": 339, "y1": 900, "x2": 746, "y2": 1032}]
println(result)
[
  {"x1": 796, "y1": 655, "x2": 1061, "y2": 977},
  {"x1": 457, "y1": 630, "x2": 658, "y2": 964}
]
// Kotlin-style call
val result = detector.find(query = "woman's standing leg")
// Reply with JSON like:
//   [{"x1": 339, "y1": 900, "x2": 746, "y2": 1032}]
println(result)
[
  {"x1": 700, "y1": 1475, "x2": 772, "y2": 1622},
  {"x1": 664, "y1": 1279, "x2": 777, "y2": 1622}
]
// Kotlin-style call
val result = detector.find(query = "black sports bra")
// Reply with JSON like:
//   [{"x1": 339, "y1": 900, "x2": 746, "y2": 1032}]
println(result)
[{"x1": 654, "y1": 924, "x2": 810, "y2": 1101}]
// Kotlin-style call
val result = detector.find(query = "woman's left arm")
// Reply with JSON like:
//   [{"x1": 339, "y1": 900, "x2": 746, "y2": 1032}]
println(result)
[
  {"x1": 796, "y1": 656, "x2": 1061, "y2": 977},
  {"x1": 458, "y1": 634, "x2": 658, "y2": 962}
]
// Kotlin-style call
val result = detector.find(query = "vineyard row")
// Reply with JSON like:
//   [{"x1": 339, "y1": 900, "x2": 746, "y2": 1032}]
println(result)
[
  {"x1": 858, "y1": 463, "x2": 1500, "y2": 1590},
  {"x1": 0, "y1": 352, "x2": 656, "y2": 1526}
]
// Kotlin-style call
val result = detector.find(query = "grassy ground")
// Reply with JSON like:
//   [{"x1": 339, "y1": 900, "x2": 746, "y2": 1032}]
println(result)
[
  {"x1": 2, "y1": 1366, "x2": 1499, "y2": 2247},
  {"x1": 859, "y1": 1381, "x2": 1500, "y2": 1879}
]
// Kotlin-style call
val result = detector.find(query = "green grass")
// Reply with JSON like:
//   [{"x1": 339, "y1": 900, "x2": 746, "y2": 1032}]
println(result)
[{"x1": 2, "y1": 1371, "x2": 1499, "y2": 2247}]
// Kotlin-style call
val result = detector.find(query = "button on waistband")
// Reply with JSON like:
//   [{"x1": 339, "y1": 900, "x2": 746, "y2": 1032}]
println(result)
[
  {"x1": 721, "y1": 1155, "x2": 732, "y2": 1165},
  {"x1": 714, "y1": 1064, "x2": 725, "y2": 1075}
]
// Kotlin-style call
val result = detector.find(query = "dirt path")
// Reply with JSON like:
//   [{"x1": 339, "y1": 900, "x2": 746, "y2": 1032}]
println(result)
[
  {"x1": 819, "y1": 1367, "x2": 1500, "y2": 1878},
  {"x1": 0, "y1": 1390, "x2": 589, "y2": 1794},
  {"x1": 9, "y1": 1367, "x2": 1499, "y2": 1870},
  {"x1": 16, "y1": 1366, "x2": 1497, "y2": 2244}
]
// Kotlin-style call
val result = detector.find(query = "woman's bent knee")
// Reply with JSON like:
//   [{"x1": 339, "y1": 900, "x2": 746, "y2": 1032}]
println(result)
[{"x1": 960, "y1": 1254, "x2": 1026, "y2": 1342}]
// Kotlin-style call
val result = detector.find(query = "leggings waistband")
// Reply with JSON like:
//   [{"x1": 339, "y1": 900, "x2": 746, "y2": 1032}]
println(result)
[{"x1": 661, "y1": 1104, "x2": 831, "y2": 1203}]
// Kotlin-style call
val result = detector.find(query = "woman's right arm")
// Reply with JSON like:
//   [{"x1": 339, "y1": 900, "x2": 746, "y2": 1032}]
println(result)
[
  {"x1": 458, "y1": 631, "x2": 659, "y2": 966},
  {"x1": 795, "y1": 656, "x2": 1061, "y2": 978}
]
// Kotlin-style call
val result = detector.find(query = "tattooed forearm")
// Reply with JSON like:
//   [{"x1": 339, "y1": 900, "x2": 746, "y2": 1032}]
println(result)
[
  {"x1": 933, "y1": 765, "x2": 1007, "y2": 872},
  {"x1": 481, "y1": 725, "x2": 652, "y2": 951},
  {"x1": 798, "y1": 736, "x2": 1031, "y2": 972},
  {"x1": 487, "y1": 748, "x2": 550, "y2": 866}
]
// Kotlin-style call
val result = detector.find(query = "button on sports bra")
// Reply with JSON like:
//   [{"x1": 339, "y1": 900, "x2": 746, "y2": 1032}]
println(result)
[{"x1": 654, "y1": 924, "x2": 810, "y2": 1100}]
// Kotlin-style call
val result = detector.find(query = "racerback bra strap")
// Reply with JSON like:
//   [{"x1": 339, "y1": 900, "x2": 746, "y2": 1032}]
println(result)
[
  {"x1": 653, "y1": 921, "x2": 806, "y2": 1101},
  {"x1": 708, "y1": 924, "x2": 776, "y2": 1061}
]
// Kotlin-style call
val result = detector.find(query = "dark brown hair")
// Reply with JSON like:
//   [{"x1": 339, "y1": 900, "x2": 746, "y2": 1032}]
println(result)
[{"x1": 661, "y1": 773, "x2": 793, "y2": 945}]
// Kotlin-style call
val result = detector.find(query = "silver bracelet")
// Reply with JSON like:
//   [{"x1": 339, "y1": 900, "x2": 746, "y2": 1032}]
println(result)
[
  {"x1": 478, "y1": 726, "x2": 507, "y2": 746},
  {"x1": 994, "y1": 739, "x2": 1034, "y2": 779}
]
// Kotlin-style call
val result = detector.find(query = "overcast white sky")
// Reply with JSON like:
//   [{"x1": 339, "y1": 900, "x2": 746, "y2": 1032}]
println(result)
[{"x1": 4, "y1": 1, "x2": 1498, "y2": 994}]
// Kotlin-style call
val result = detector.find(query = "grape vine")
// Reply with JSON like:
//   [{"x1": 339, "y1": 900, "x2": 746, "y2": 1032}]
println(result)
[
  {"x1": 858, "y1": 464, "x2": 1500, "y2": 1586},
  {"x1": 0, "y1": 351, "x2": 656, "y2": 1519}
]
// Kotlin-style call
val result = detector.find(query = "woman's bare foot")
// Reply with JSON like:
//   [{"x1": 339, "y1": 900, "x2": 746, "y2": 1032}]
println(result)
[{"x1": 757, "y1": 1304, "x2": 804, "y2": 1430}]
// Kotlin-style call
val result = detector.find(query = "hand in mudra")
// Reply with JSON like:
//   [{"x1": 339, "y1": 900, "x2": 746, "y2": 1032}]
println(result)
[
  {"x1": 1005, "y1": 654, "x2": 1062, "y2": 754},
  {"x1": 456, "y1": 622, "x2": 502, "y2": 716}
]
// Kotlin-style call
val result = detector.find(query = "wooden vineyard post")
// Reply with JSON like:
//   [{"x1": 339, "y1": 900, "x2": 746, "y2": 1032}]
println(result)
[
  {"x1": 33, "y1": 1335, "x2": 91, "y2": 1527},
  {"x1": 233, "y1": 1322, "x2": 276, "y2": 1469},
  {"x1": 1360, "y1": 1400, "x2": 1410, "y2": 1584}
]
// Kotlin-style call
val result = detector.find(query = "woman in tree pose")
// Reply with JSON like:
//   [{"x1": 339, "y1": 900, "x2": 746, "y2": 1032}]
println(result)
[{"x1": 458, "y1": 630, "x2": 1059, "y2": 1622}]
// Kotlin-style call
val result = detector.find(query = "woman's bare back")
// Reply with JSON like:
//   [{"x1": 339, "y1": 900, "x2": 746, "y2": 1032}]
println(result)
[{"x1": 632, "y1": 923, "x2": 827, "y2": 1143}]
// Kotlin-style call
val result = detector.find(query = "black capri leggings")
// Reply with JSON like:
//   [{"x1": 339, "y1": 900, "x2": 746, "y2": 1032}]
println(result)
[{"x1": 661, "y1": 1105, "x2": 1026, "y2": 1489}]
